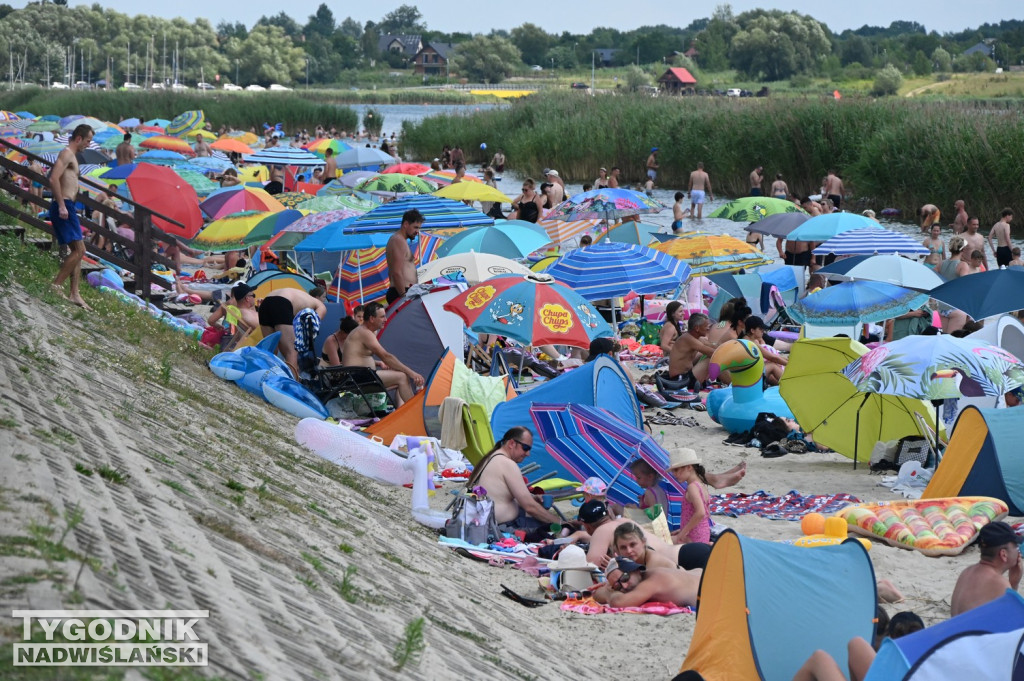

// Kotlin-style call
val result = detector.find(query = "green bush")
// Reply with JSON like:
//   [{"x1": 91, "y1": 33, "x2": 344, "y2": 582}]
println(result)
[
  {"x1": 872, "y1": 64, "x2": 904, "y2": 96},
  {"x1": 362, "y1": 107, "x2": 384, "y2": 136}
]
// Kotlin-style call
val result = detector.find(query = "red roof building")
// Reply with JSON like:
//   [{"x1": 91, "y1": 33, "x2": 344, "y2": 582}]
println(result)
[{"x1": 657, "y1": 68, "x2": 698, "y2": 95}]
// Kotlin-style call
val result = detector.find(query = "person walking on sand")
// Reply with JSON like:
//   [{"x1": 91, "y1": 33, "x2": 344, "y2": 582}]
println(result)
[
  {"x1": 749, "y1": 166, "x2": 763, "y2": 196},
  {"x1": 688, "y1": 162, "x2": 712, "y2": 219},
  {"x1": 988, "y1": 208, "x2": 1014, "y2": 268},
  {"x1": 49, "y1": 124, "x2": 95, "y2": 310},
  {"x1": 384, "y1": 209, "x2": 423, "y2": 305}
]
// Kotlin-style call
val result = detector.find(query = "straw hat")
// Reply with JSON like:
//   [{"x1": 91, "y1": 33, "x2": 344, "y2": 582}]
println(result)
[
  {"x1": 667, "y1": 447, "x2": 700, "y2": 471},
  {"x1": 548, "y1": 545, "x2": 599, "y2": 571}
]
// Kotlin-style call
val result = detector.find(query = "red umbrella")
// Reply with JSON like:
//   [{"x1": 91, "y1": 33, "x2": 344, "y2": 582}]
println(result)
[
  {"x1": 383, "y1": 162, "x2": 430, "y2": 175},
  {"x1": 122, "y1": 165, "x2": 203, "y2": 240}
]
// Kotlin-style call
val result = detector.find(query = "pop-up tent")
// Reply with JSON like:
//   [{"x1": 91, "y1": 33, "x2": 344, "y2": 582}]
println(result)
[
  {"x1": 489, "y1": 355, "x2": 642, "y2": 480},
  {"x1": 366, "y1": 350, "x2": 514, "y2": 444},
  {"x1": 863, "y1": 590, "x2": 1024, "y2": 680},
  {"x1": 923, "y1": 406, "x2": 1024, "y2": 514},
  {"x1": 680, "y1": 530, "x2": 876, "y2": 681},
  {"x1": 377, "y1": 285, "x2": 465, "y2": 380}
]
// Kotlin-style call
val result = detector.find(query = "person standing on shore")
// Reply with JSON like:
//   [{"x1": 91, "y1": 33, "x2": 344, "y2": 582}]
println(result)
[
  {"x1": 823, "y1": 169, "x2": 844, "y2": 210},
  {"x1": 323, "y1": 148, "x2": 337, "y2": 181},
  {"x1": 385, "y1": 209, "x2": 424, "y2": 304},
  {"x1": 988, "y1": 208, "x2": 1014, "y2": 268},
  {"x1": 963, "y1": 217, "x2": 989, "y2": 269},
  {"x1": 672, "y1": 192, "x2": 690, "y2": 233},
  {"x1": 922, "y1": 224, "x2": 945, "y2": 270},
  {"x1": 193, "y1": 133, "x2": 212, "y2": 158},
  {"x1": 646, "y1": 148, "x2": 659, "y2": 185},
  {"x1": 952, "y1": 200, "x2": 968, "y2": 234},
  {"x1": 49, "y1": 124, "x2": 94, "y2": 310},
  {"x1": 749, "y1": 166, "x2": 763, "y2": 196},
  {"x1": 688, "y1": 162, "x2": 712, "y2": 219},
  {"x1": 770, "y1": 173, "x2": 788, "y2": 199},
  {"x1": 608, "y1": 167, "x2": 620, "y2": 189}
]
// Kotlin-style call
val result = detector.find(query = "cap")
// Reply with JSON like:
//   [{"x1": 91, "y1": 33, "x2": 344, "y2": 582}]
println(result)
[
  {"x1": 667, "y1": 447, "x2": 700, "y2": 471},
  {"x1": 651, "y1": 147, "x2": 659, "y2": 152},
  {"x1": 588, "y1": 337, "x2": 616, "y2": 360},
  {"x1": 547, "y1": 169, "x2": 559, "y2": 177},
  {"x1": 231, "y1": 282, "x2": 254, "y2": 301},
  {"x1": 605, "y1": 556, "x2": 645, "y2": 579},
  {"x1": 576, "y1": 477, "x2": 607, "y2": 495},
  {"x1": 578, "y1": 500, "x2": 609, "y2": 524},
  {"x1": 599, "y1": 167, "x2": 607, "y2": 172},
  {"x1": 433, "y1": 157, "x2": 440, "y2": 162},
  {"x1": 977, "y1": 521, "x2": 1023, "y2": 549}
]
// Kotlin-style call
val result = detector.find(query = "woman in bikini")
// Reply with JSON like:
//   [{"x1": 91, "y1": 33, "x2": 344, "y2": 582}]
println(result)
[
  {"x1": 922, "y1": 223, "x2": 945, "y2": 270},
  {"x1": 321, "y1": 316, "x2": 359, "y2": 366},
  {"x1": 659, "y1": 301, "x2": 685, "y2": 356}
]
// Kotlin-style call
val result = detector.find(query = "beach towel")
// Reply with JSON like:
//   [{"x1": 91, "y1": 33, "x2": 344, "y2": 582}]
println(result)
[
  {"x1": 710, "y1": 490, "x2": 860, "y2": 521},
  {"x1": 292, "y1": 307, "x2": 320, "y2": 356},
  {"x1": 560, "y1": 596, "x2": 691, "y2": 616}
]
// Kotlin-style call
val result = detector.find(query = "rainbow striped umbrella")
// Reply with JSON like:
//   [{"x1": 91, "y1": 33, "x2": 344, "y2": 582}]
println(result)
[
  {"x1": 0, "y1": 110, "x2": 20, "y2": 121},
  {"x1": 538, "y1": 217, "x2": 601, "y2": 245},
  {"x1": 140, "y1": 135, "x2": 196, "y2": 156},
  {"x1": 166, "y1": 110, "x2": 206, "y2": 138},
  {"x1": 242, "y1": 209, "x2": 308, "y2": 246},
  {"x1": 329, "y1": 232, "x2": 444, "y2": 304},
  {"x1": 190, "y1": 211, "x2": 271, "y2": 252},
  {"x1": 304, "y1": 138, "x2": 353, "y2": 159},
  {"x1": 199, "y1": 186, "x2": 285, "y2": 220}
]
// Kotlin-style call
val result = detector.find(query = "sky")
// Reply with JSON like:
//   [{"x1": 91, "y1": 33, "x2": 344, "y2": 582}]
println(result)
[{"x1": 50, "y1": 0, "x2": 1021, "y2": 35}]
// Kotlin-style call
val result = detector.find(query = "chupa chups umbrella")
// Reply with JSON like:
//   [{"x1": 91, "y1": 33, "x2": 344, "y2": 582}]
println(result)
[
  {"x1": 354, "y1": 173, "x2": 436, "y2": 195},
  {"x1": 651, "y1": 233, "x2": 773, "y2": 276},
  {"x1": 812, "y1": 227, "x2": 929, "y2": 257},
  {"x1": 243, "y1": 146, "x2": 324, "y2": 167},
  {"x1": 744, "y1": 211, "x2": 809, "y2": 238},
  {"x1": 530, "y1": 402, "x2": 687, "y2": 530},
  {"x1": 788, "y1": 281, "x2": 929, "y2": 326},
  {"x1": 595, "y1": 220, "x2": 664, "y2": 246},
  {"x1": 417, "y1": 252, "x2": 531, "y2": 284},
  {"x1": 817, "y1": 254, "x2": 943, "y2": 292},
  {"x1": 929, "y1": 269, "x2": 1024, "y2": 321},
  {"x1": 199, "y1": 185, "x2": 285, "y2": 220},
  {"x1": 708, "y1": 197, "x2": 806, "y2": 223},
  {"x1": 786, "y1": 212, "x2": 878, "y2": 242},
  {"x1": 443, "y1": 272, "x2": 613, "y2": 348},
  {"x1": 351, "y1": 195, "x2": 493, "y2": 232},
  {"x1": 165, "y1": 110, "x2": 206, "y2": 138},
  {"x1": 435, "y1": 221, "x2": 552, "y2": 259},
  {"x1": 119, "y1": 164, "x2": 203, "y2": 240},
  {"x1": 139, "y1": 135, "x2": 196, "y2": 156},
  {"x1": 547, "y1": 188, "x2": 664, "y2": 222},
  {"x1": 779, "y1": 337, "x2": 940, "y2": 468}
]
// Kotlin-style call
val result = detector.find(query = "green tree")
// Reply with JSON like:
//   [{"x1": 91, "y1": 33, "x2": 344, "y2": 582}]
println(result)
[
  {"x1": 729, "y1": 10, "x2": 831, "y2": 81},
  {"x1": 694, "y1": 5, "x2": 737, "y2": 71},
  {"x1": 304, "y1": 4, "x2": 335, "y2": 39},
  {"x1": 510, "y1": 23, "x2": 551, "y2": 66},
  {"x1": 840, "y1": 35, "x2": 873, "y2": 66},
  {"x1": 912, "y1": 50, "x2": 932, "y2": 76},
  {"x1": 217, "y1": 21, "x2": 248, "y2": 42},
  {"x1": 624, "y1": 64, "x2": 650, "y2": 91},
  {"x1": 255, "y1": 12, "x2": 302, "y2": 42},
  {"x1": 227, "y1": 24, "x2": 305, "y2": 86},
  {"x1": 339, "y1": 17, "x2": 362, "y2": 40},
  {"x1": 546, "y1": 44, "x2": 578, "y2": 69},
  {"x1": 451, "y1": 35, "x2": 522, "y2": 83},
  {"x1": 378, "y1": 4, "x2": 425, "y2": 34},
  {"x1": 872, "y1": 63, "x2": 903, "y2": 95},
  {"x1": 361, "y1": 22, "x2": 380, "y2": 61},
  {"x1": 931, "y1": 46, "x2": 952, "y2": 72}
]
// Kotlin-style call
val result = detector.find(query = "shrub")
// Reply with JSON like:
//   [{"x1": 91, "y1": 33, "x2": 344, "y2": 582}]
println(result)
[{"x1": 872, "y1": 64, "x2": 903, "y2": 96}]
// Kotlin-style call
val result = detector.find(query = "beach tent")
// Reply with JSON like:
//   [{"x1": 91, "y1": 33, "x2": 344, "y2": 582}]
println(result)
[
  {"x1": 922, "y1": 407, "x2": 1024, "y2": 513},
  {"x1": 377, "y1": 286, "x2": 466, "y2": 380},
  {"x1": 366, "y1": 350, "x2": 515, "y2": 444},
  {"x1": 680, "y1": 530, "x2": 876, "y2": 681},
  {"x1": 490, "y1": 355, "x2": 642, "y2": 480},
  {"x1": 863, "y1": 590, "x2": 1024, "y2": 681}
]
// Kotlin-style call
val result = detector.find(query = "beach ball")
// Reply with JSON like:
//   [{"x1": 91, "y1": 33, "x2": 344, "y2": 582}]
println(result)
[
  {"x1": 801, "y1": 512, "x2": 826, "y2": 536},
  {"x1": 480, "y1": 142, "x2": 487, "y2": 150}
]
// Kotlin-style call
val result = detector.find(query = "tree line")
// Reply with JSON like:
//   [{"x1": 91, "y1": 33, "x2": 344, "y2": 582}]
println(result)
[{"x1": 0, "y1": 1, "x2": 1021, "y2": 88}]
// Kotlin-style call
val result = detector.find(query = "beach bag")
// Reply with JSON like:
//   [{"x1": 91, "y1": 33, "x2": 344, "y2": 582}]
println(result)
[
  {"x1": 896, "y1": 436, "x2": 933, "y2": 468},
  {"x1": 445, "y1": 492, "x2": 499, "y2": 545}
]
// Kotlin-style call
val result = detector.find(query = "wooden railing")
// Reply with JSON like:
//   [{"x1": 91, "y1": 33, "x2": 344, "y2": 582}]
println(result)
[{"x1": 0, "y1": 137, "x2": 184, "y2": 298}]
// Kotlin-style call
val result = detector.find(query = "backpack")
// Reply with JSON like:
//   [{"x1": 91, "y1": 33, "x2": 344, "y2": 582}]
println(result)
[{"x1": 444, "y1": 492, "x2": 500, "y2": 545}]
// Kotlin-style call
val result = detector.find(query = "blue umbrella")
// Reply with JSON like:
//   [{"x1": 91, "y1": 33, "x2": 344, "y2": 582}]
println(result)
[
  {"x1": 786, "y1": 213, "x2": 878, "y2": 242},
  {"x1": 435, "y1": 220, "x2": 552, "y2": 259},
  {"x1": 597, "y1": 220, "x2": 665, "y2": 246},
  {"x1": 335, "y1": 147, "x2": 398, "y2": 170},
  {"x1": 144, "y1": 118, "x2": 171, "y2": 128},
  {"x1": 350, "y1": 195, "x2": 494, "y2": 233},
  {"x1": 118, "y1": 117, "x2": 141, "y2": 128},
  {"x1": 137, "y1": 149, "x2": 188, "y2": 163},
  {"x1": 930, "y1": 269, "x2": 1024, "y2": 321},
  {"x1": 243, "y1": 146, "x2": 324, "y2": 167},
  {"x1": 788, "y1": 281, "x2": 930, "y2": 326},
  {"x1": 189, "y1": 156, "x2": 236, "y2": 172},
  {"x1": 546, "y1": 242, "x2": 691, "y2": 300},
  {"x1": 294, "y1": 222, "x2": 391, "y2": 252},
  {"x1": 15, "y1": 111, "x2": 36, "y2": 120},
  {"x1": 39, "y1": 114, "x2": 61, "y2": 122},
  {"x1": 812, "y1": 227, "x2": 930, "y2": 257},
  {"x1": 101, "y1": 163, "x2": 139, "y2": 179}
]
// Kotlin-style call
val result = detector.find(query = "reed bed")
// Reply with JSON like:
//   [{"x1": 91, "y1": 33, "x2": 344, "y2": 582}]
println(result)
[{"x1": 402, "y1": 92, "x2": 1024, "y2": 224}]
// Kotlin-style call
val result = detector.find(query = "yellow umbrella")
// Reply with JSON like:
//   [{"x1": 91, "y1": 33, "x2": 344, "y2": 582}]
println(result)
[
  {"x1": 221, "y1": 131, "x2": 258, "y2": 146},
  {"x1": 238, "y1": 165, "x2": 268, "y2": 183},
  {"x1": 433, "y1": 182, "x2": 511, "y2": 204},
  {"x1": 190, "y1": 210, "x2": 272, "y2": 252},
  {"x1": 651, "y1": 233, "x2": 774, "y2": 276}
]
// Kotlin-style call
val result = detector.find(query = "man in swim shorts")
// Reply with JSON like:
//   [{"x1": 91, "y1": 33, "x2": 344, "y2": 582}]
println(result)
[
  {"x1": 49, "y1": 123, "x2": 95, "y2": 310},
  {"x1": 258, "y1": 287, "x2": 327, "y2": 378},
  {"x1": 672, "y1": 192, "x2": 688, "y2": 232},
  {"x1": 749, "y1": 166, "x2": 763, "y2": 196},
  {"x1": 646, "y1": 147, "x2": 659, "y2": 184},
  {"x1": 823, "y1": 169, "x2": 844, "y2": 210},
  {"x1": 987, "y1": 208, "x2": 1014, "y2": 268},
  {"x1": 669, "y1": 313, "x2": 718, "y2": 390},
  {"x1": 385, "y1": 209, "x2": 424, "y2": 304},
  {"x1": 688, "y1": 162, "x2": 712, "y2": 219}
]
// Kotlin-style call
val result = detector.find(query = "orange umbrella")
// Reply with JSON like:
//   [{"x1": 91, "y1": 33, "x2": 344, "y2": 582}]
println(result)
[
  {"x1": 139, "y1": 135, "x2": 195, "y2": 156},
  {"x1": 210, "y1": 138, "x2": 253, "y2": 154}
]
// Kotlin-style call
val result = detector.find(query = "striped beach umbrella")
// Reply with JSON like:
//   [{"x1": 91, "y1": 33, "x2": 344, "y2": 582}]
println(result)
[
  {"x1": 190, "y1": 210, "x2": 271, "y2": 252},
  {"x1": 54, "y1": 133, "x2": 103, "y2": 151},
  {"x1": 140, "y1": 135, "x2": 196, "y2": 156},
  {"x1": 26, "y1": 120, "x2": 60, "y2": 133},
  {"x1": 166, "y1": 110, "x2": 206, "y2": 138},
  {"x1": 547, "y1": 188, "x2": 664, "y2": 222},
  {"x1": 328, "y1": 232, "x2": 445, "y2": 304},
  {"x1": 60, "y1": 116, "x2": 107, "y2": 133},
  {"x1": 243, "y1": 146, "x2": 324, "y2": 167},
  {"x1": 812, "y1": 227, "x2": 930, "y2": 257},
  {"x1": 545, "y1": 242, "x2": 692, "y2": 300},
  {"x1": 199, "y1": 185, "x2": 285, "y2": 220},
  {"x1": 538, "y1": 216, "x2": 601, "y2": 245},
  {"x1": 0, "y1": 110, "x2": 20, "y2": 121},
  {"x1": 304, "y1": 138, "x2": 353, "y2": 159},
  {"x1": 435, "y1": 221, "x2": 552, "y2": 259},
  {"x1": 651, "y1": 233, "x2": 774, "y2": 276},
  {"x1": 350, "y1": 195, "x2": 493, "y2": 233},
  {"x1": 242, "y1": 209, "x2": 308, "y2": 246}
]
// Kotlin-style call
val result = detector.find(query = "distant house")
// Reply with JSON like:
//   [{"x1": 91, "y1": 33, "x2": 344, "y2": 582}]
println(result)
[
  {"x1": 594, "y1": 49, "x2": 618, "y2": 67},
  {"x1": 414, "y1": 43, "x2": 455, "y2": 76},
  {"x1": 963, "y1": 41, "x2": 995, "y2": 58},
  {"x1": 684, "y1": 43, "x2": 700, "y2": 60},
  {"x1": 378, "y1": 34, "x2": 423, "y2": 60},
  {"x1": 657, "y1": 67, "x2": 698, "y2": 95}
]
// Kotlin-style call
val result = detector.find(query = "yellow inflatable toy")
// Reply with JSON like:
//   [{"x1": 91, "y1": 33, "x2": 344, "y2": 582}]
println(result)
[{"x1": 794, "y1": 513, "x2": 872, "y2": 550}]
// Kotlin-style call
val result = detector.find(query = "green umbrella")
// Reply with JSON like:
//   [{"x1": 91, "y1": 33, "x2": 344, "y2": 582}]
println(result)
[
  {"x1": 242, "y1": 209, "x2": 307, "y2": 246},
  {"x1": 176, "y1": 169, "x2": 220, "y2": 197},
  {"x1": 27, "y1": 120, "x2": 60, "y2": 133},
  {"x1": 354, "y1": 173, "x2": 436, "y2": 195},
  {"x1": 295, "y1": 195, "x2": 377, "y2": 213},
  {"x1": 708, "y1": 196, "x2": 806, "y2": 223},
  {"x1": 100, "y1": 133, "x2": 144, "y2": 150}
]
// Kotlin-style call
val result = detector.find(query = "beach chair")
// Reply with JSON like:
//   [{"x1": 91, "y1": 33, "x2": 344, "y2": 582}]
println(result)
[
  {"x1": 461, "y1": 403, "x2": 495, "y2": 465},
  {"x1": 914, "y1": 411, "x2": 948, "y2": 464},
  {"x1": 305, "y1": 366, "x2": 395, "y2": 417}
]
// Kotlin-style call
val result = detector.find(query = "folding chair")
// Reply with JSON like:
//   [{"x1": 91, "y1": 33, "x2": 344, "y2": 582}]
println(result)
[
  {"x1": 305, "y1": 366, "x2": 395, "y2": 417},
  {"x1": 913, "y1": 411, "x2": 948, "y2": 464},
  {"x1": 461, "y1": 403, "x2": 495, "y2": 465}
]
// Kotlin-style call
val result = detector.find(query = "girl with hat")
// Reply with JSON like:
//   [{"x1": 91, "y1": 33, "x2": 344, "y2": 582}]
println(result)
[{"x1": 667, "y1": 448, "x2": 712, "y2": 545}]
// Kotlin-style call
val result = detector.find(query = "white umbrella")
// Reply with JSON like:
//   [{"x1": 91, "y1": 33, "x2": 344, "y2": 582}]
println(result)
[{"x1": 417, "y1": 252, "x2": 532, "y2": 284}]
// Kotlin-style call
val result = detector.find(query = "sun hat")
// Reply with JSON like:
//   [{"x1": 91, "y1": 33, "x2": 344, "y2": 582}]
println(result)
[
  {"x1": 978, "y1": 521, "x2": 1023, "y2": 549},
  {"x1": 604, "y1": 556, "x2": 645, "y2": 579},
  {"x1": 667, "y1": 447, "x2": 701, "y2": 471},
  {"x1": 548, "y1": 545, "x2": 599, "y2": 571},
  {"x1": 578, "y1": 499, "x2": 609, "y2": 524},
  {"x1": 576, "y1": 477, "x2": 607, "y2": 495}
]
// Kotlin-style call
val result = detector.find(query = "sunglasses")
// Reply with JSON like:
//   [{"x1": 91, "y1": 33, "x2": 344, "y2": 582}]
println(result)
[
  {"x1": 513, "y1": 439, "x2": 532, "y2": 452},
  {"x1": 609, "y1": 572, "x2": 631, "y2": 591}
]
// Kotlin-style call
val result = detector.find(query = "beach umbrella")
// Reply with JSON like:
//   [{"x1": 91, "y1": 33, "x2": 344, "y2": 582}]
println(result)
[
  {"x1": 139, "y1": 135, "x2": 195, "y2": 156},
  {"x1": 328, "y1": 232, "x2": 445, "y2": 305},
  {"x1": 26, "y1": 121, "x2": 60, "y2": 133},
  {"x1": 294, "y1": 195, "x2": 376, "y2": 214},
  {"x1": 220, "y1": 131, "x2": 258, "y2": 145},
  {"x1": 335, "y1": 146, "x2": 398, "y2": 170},
  {"x1": 547, "y1": 188, "x2": 664, "y2": 222},
  {"x1": 100, "y1": 133, "x2": 144, "y2": 150},
  {"x1": 23, "y1": 140, "x2": 65, "y2": 155},
  {"x1": 779, "y1": 337, "x2": 940, "y2": 467},
  {"x1": 144, "y1": 118, "x2": 171, "y2": 128},
  {"x1": 189, "y1": 156, "x2": 236, "y2": 172},
  {"x1": 200, "y1": 185, "x2": 285, "y2": 220},
  {"x1": 530, "y1": 255, "x2": 559, "y2": 273},
  {"x1": 383, "y1": 162, "x2": 430, "y2": 175},
  {"x1": 76, "y1": 148, "x2": 107, "y2": 164},
  {"x1": 166, "y1": 110, "x2": 206, "y2": 138},
  {"x1": 237, "y1": 165, "x2": 268, "y2": 183},
  {"x1": 787, "y1": 281, "x2": 930, "y2": 326},
  {"x1": 929, "y1": 269, "x2": 1024, "y2": 321},
  {"x1": 443, "y1": 272, "x2": 613, "y2": 348},
  {"x1": 817, "y1": 254, "x2": 944, "y2": 291},
  {"x1": 0, "y1": 110, "x2": 20, "y2": 121},
  {"x1": 136, "y1": 149, "x2": 190, "y2": 166},
  {"x1": 651, "y1": 233, "x2": 774, "y2": 276},
  {"x1": 294, "y1": 222, "x2": 390, "y2": 252},
  {"x1": 136, "y1": 125, "x2": 165, "y2": 135},
  {"x1": 538, "y1": 217, "x2": 601, "y2": 245},
  {"x1": 433, "y1": 182, "x2": 511, "y2": 204},
  {"x1": 304, "y1": 138, "x2": 353, "y2": 159},
  {"x1": 39, "y1": 114, "x2": 60, "y2": 122},
  {"x1": 530, "y1": 402, "x2": 687, "y2": 528},
  {"x1": 812, "y1": 227, "x2": 930, "y2": 257},
  {"x1": 420, "y1": 169, "x2": 482, "y2": 186},
  {"x1": 190, "y1": 211, "x2": 271, "y2": 252},
  {"x1": 417, "y1": 252, "x2": 531, "y2": 284},
  {"x1": 786, "y1": 213, "x2": 878, "y2": 242},
  {"x1": 350, "y1": 195, "x2": 494, "y2": 232},
  {"x1": 282, "y1": 208, "x2": 366, "y2": 234},
  {"x1": 435, "y1": 221, "x2": 552, "y2": 259},
  {"x1": 241, "y1": 209, "x2": 307, "y2": 246},
  {"x1": 14, "y1": 111, "x2": 35, "y2": 119},
  {"x1": 545, "y1": 242, "x2": 691, "y2": 301},
  {"x1": 118, "y1": 117, "x2": 141, "y2": 128},
  {"x1": 354, "y1": 173, "x2": 436, "y2": 195},
  {"x1": 745, "y1": 212, "x2": 810, "y2": 238},
  {"x1": 243, "y1": 146, "x2": 324, "y2": 167},
  {"x1": 175, "y1": 169, "x2": 220, "y2": 197},
  {"x1": 274, "y1": 192, "x2": 318, "y2": 208},
  {"x1": 60, "y1": 116, "x2": 106, "y2": 133},
  {"x1": 119, "y1": 164, "x2": 203, "y2": 240},
  {"x1": 708, "y1": 197, "x2": 806, "y2": 222},
  {"x1": 337, "y1": 171, "x2": 379, "y2": 189},
  {"x1": 595, "y1": 220, "x2": 664, "y2": 246},
  {"x1": 209, "y1": 138, "x2": 253, "y2": 154}
]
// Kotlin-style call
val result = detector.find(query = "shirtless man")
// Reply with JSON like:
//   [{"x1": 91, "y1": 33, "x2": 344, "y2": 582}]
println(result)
[
  {"x1": 266, "y1": 164, "x2": 285, "y2": 194},
  {"x1": 688, "y1": 162, "x2": 712, "y2": 219},
  {"x1": 963, "y1": 217, "x2": 988, "y2": 269},
  {"x1": 952, "y1": 199, "x2": 968, "y2": 234},
  {"x1": 595, "y1": 557, "x2": 700, "y2": 608},
  {"x1": 466, "y1": 426, "x2": 560, "y2": 531},
  {"x1": 49, "y1": 124, "x2": 95, "y2": 310},
  {"x1": 385, "y1": 208, "x2": 423, "y2": 305},
  {"x1": 672, "y1": 192, "x2": 689, "y2": 233},
  {"x1": 951, "y1": 521, "x2": 1022, "y2": 616},
  {"x1": 646, "y1": 148, "x2": 659, "y2": 185},
  {"x1": 489, "y1": 148, "x2": 505, "y2": 173},
  {"x1": 918, "y1": 203, "x2": 941, "y2": 232},
  {"x1": 823, "y1": 169, "x2": 844, "y2": 210},
  {"x1": 801, "y1": 195, "x2": 822, "y2": 217},
  {"x1": 341, "y1": 301, "x2": 424, "y2": 406},
  {"x1": 770, "y1": 173, "x2": 788, "y2": 199},
  {"x1": 258, "y1": 287, "x2": 327, "y2": 378},
  {"x1": 669, "y1": 313, "x2": 718, "y2": 390},
  {"x1": 607, "y1": 167, "x2": 620, "y2": 189},
  {"x1": 749, "y1": 165, "x2": 763, "y2": 196},
  {"x1": 545, "y1": 170, "x2": 565, "y2": 204},
  {"x1": 193, "y1": 133, "x2": 212, "y2": 158},
  {"x1": 323, "y1": 147, "x2": 338, "y2": 180},
  {"x1": 575, "y1": 500, "x2": 683, "y2": 569},
  {"x1": 988, "y1": 208, "x2": 1014, "y2": 268},
  {"x1": 115, "y1": 133, "x2": 136, "y2": 166}
]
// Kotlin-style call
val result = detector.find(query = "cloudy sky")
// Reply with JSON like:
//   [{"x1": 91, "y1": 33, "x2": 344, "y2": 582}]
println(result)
[{"x1": 56, "y1": 0, "x2": 1019, "y2": 34}]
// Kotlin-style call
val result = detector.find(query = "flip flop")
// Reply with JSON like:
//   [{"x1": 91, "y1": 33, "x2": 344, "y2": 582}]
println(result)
[{"x1": 500, "y1": 584, "x2": 548, "y2": 608}]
